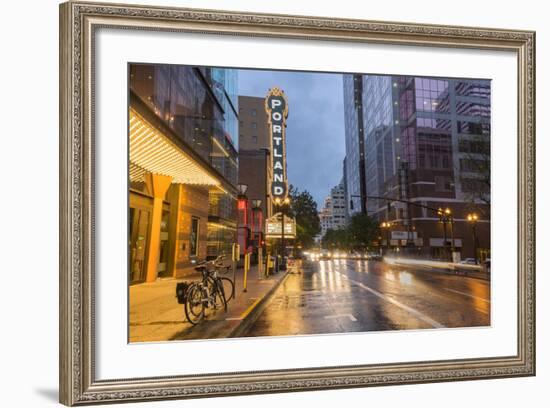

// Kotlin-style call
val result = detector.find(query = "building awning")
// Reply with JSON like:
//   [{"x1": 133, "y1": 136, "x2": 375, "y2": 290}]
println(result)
[{"x1": 129, "y1": 108, "x2": 220, "y2": 187}]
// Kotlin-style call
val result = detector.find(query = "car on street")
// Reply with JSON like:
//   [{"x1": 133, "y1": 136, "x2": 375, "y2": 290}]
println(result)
[
  {"x1": 366, "y1": 252, "x2": 383, "y2": 261},
  {"x1": 459, "y1": 258, "x2": 477, "y2": 265}
]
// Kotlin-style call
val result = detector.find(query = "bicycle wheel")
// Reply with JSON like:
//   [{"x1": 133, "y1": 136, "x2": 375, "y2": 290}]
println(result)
[
  {"x1": 184, "y1": 283, "x2": 204, "y2": 325},
  {"x1": 212, "y1": 278, "x2": 227, "y2": 312},
  {"x1": 219, "y1": 277, "x2": 235, "y2": 303},
  {"x1": 204, "y1": 276, "x2": 226, "y2": 312}
]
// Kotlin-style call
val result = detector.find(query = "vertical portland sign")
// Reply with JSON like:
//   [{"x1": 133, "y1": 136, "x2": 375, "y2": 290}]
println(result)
[{"x1": 265, "y1": 87, "x2": 289, "y2": 201}]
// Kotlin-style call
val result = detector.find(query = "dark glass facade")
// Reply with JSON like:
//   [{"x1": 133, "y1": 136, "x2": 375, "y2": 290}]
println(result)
[{"x1": 343, "y1": 74, "x2": 366, "y2": 215}]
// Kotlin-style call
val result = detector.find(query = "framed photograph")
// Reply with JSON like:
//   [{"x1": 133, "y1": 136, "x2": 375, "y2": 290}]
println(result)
[{"x1": 59, "y1": 1, "x2": 535, "y2": 405}]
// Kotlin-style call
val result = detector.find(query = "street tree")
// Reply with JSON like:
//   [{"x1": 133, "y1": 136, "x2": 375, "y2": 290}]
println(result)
[
  {"x1": 288, "y1": 185, "x2": 321, "y2": 249},
  {"x1": 347, "y1": 213, "x2": 379, "y2": 250},
  {"x1": 321, "y1": 228, "x2": 351, "y2": 250}
]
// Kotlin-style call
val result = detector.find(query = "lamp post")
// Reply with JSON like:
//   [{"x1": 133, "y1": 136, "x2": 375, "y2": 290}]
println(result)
[
  {"x1": 236, "y1": 183, "x2": 249, "y2": 255},
  {"x1": 467, "y1": 213, "x2": 479, "y2": 264},
  {"x1": 380, "y1": 221, "x2": 391, "y2": 255},
  {"x1": 251, "y1": 199, "x2": 263, "y2": 278},
  {"x1": 274, "y1": 196, "x2": 290, "y2": 271},
  {"x1": 438, "y1": 207, "x2": 453, "y2": 261},
  {"x1": 445, "y1": 207, "x2": 455, "y2": 260}
]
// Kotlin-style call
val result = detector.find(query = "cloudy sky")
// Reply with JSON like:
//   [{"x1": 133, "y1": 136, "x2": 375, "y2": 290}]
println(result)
[{"x1": 238, "y1": 69, "x2": 346, "y2": 209}]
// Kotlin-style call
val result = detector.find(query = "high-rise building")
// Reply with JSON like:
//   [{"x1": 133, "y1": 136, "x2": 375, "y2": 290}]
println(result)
[
  {"x1": 319, "y1": 196, "x2": 333, "y2": 238},
  {"x1": 237, "y1": 95, "x2": 273, "y2": 251},
  {"x1": 344, "y1": 74, "x2": 491, "y2": 260},
  {"x1": 343, "y1": 74, "x2": 367, "y2": 215},
  {"x1": 342, "y1": 156, "x2": 349, "y2": 223},
  {"x1": 128, "y1": 64, "x2": 239, "y2": 283},
  {"x1": 318, "y1": 181, "x2": 347, "y2": 239},
  {"x1": 330, "y1": 181, "x2": 347, "y2": 230}
]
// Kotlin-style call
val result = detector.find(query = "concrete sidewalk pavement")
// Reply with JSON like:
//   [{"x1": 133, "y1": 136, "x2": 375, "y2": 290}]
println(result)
[{"x1": 129, "y1": 263, "x2": 294, "y2": 343}]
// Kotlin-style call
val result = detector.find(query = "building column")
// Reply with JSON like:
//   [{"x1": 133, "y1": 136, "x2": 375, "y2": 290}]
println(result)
[{"x1": 144, "y1": 173, "x2": 173, "y2": 283}]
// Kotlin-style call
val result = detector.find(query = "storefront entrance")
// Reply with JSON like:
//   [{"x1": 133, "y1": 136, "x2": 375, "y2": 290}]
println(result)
[{"x1": 129, "y1": 207, "x2": 150, "y2": 284}]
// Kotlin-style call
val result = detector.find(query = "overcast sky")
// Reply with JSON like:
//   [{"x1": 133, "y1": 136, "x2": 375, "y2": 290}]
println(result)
[{"x1": 238, "y1": 69, "x2": 346, "y2": 209}]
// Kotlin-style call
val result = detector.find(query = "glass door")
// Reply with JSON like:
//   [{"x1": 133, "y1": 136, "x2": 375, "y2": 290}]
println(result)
[{"x1": 129, "y1": 208, "x2": 150, "y2": 284}]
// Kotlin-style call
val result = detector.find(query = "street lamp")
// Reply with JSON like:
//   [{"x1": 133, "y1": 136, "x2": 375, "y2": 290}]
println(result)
[
  {"x1": 380, "y1": 221, "x2": 391, "y2": 255},
  {"x1": 251, "y1": 199, "x2": 264, "y2": 278},
  {"x1": 237, "y1": 183, "x2": 248, "y2": 196},
  {"x1": 437, "y1": 207, "x2": 454, "y2": 261},
  {"x1": 274, "y1": 196, "x2": 291, "y2": 271},
  {"x1": 236, "y1": 183, "x2": 249, "y2": 259},
  {"x1": 467, "y1": 213, "x2": 479, "y2": 264},
  {"x1": 445, "y1": 207, "x2": 456, "y2": 259},
  {"x1": 251, "y1": 199, "x2": 263, "y2": 247}
]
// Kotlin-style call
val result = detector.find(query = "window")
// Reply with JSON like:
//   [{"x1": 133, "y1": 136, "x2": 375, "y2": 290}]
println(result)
[
  {"x1": 435, "y1": 176, "x2": 453, "y2": 192},
  {"x1": 460, "y1": 158, "x2": 489, "y2": 173},
  {"x1": 456, "y1": 101, "x2": 491, "y2": 117},
  {"x1": 461, "y1": 177, "x2": 490, "y2": 194},
  {"x1": 251, "y1": 108, "x2": 257, "y2": 116},
  {"x1": 190, "y1": 217, "x2": 199, "y2": 257},
  {"x1": 455, "y1": 82, "x2": 491, "y2": 99},
  {"x1": 414, "y1": 78, "x2": 450, "y2": 113},
  {"x1": 457, "y1": 121, "x2": 490, "y2": 135},
  {"x1": 458, "y1": 139, "x2": 490, "y2": 154},
  {"x1": 251, "y1": 122, "x2": 257, "y2": 129},
  {"x1": 417, "y1": 133, "x2": 452, "y2": 170},
  {"x1": 251, "y1": 135, "x2": 258, "y2": 144}
]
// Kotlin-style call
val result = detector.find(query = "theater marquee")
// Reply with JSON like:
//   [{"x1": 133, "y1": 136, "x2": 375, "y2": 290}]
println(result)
[{"x1": 265, "y1": 87, "x2": 289, "y2": 201}]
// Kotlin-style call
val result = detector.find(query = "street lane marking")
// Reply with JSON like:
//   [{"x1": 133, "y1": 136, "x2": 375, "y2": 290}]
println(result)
[
  {"x1": 444, "y1": 288, "x2": 490, "y2": 303},
  {"x1": 324, "y1": 314, "x2": 357, "y2": 322},
  {"x1": 225, "y1": 317, "x2": 243, "y2": 321},
  {"x1": 337, "y1": 272, "x2": 445, "y2": 329}
]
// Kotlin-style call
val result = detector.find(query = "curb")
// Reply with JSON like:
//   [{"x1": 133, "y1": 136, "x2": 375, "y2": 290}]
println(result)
[{"x1": 228, "y1": 269, "x2": 292, "y2": 338}]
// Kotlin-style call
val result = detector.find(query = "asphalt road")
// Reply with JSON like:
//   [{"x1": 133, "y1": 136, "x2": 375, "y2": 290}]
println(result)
[{"x1": 242, "y1": 259, "x2": 490, "y2": 337}]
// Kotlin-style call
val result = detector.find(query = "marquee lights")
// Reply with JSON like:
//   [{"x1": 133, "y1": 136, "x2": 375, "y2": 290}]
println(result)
[
  {"x1": 129, "y1": 109, "x2": 220, "y2": 186},
  {"x1": 265, "y1": 87, "x2": 289, "y2": 201}
]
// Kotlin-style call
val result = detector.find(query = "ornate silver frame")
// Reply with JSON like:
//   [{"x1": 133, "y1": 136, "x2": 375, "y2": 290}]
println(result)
[{"x1": 59, "y1": 1, "x2": 536, "y2": 405}]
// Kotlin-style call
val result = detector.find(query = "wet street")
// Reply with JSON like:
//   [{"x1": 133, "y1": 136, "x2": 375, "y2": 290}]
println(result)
[{"x1": 242, "y1": 259, "x2": 490, "y2": 337}]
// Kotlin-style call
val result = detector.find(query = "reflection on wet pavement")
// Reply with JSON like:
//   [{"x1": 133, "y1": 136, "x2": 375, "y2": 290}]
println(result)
[{"x1": 243, "y1": 259, "x2": 490, "y2": 338}]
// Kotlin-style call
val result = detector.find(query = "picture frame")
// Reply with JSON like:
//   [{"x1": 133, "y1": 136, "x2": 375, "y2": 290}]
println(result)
[{"x1": 59, "y1": 1, "x2": 535, "y2": 405}]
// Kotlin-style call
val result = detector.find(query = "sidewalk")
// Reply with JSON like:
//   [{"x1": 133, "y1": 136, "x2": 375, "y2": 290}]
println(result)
[{"x1": 129, "y1": 263, "x2": 292, "y2": 343}]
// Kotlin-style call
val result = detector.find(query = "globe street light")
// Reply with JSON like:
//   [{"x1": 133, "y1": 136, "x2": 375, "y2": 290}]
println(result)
[
  {"x1": 380, "y1": 221, "x2": 391, "y2": 255},
  {"x1": 437, "y1": 207, "x2": 454, "y2": 261},
  {"x1": 467, "y1": 213, "x2": 479, "y2": 264}
]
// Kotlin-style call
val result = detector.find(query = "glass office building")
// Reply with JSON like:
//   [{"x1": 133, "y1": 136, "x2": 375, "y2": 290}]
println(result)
[
  {"x1": 343, "y1": 74, "x2": 366, "y2": 216},
  {"x1": 343, "y1": 73, "x2": 491, "y2": 260}
]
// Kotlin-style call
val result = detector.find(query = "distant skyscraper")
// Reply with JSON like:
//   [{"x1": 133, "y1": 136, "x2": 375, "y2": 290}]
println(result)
[
  {"x1": 330, "y1": 181, "x2": 347, "y2": 230},
  {"x1": 319, "y1": 196, "x2": 333, "y2": 239},
  {"x1": 318, "y1": 181, "x2": 347, "y2": 239}
]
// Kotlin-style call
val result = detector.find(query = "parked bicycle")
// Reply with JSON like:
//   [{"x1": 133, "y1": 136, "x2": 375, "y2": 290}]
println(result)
[{"x1": 183, "y1": 255, "x2": 235, "y2": 325}]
